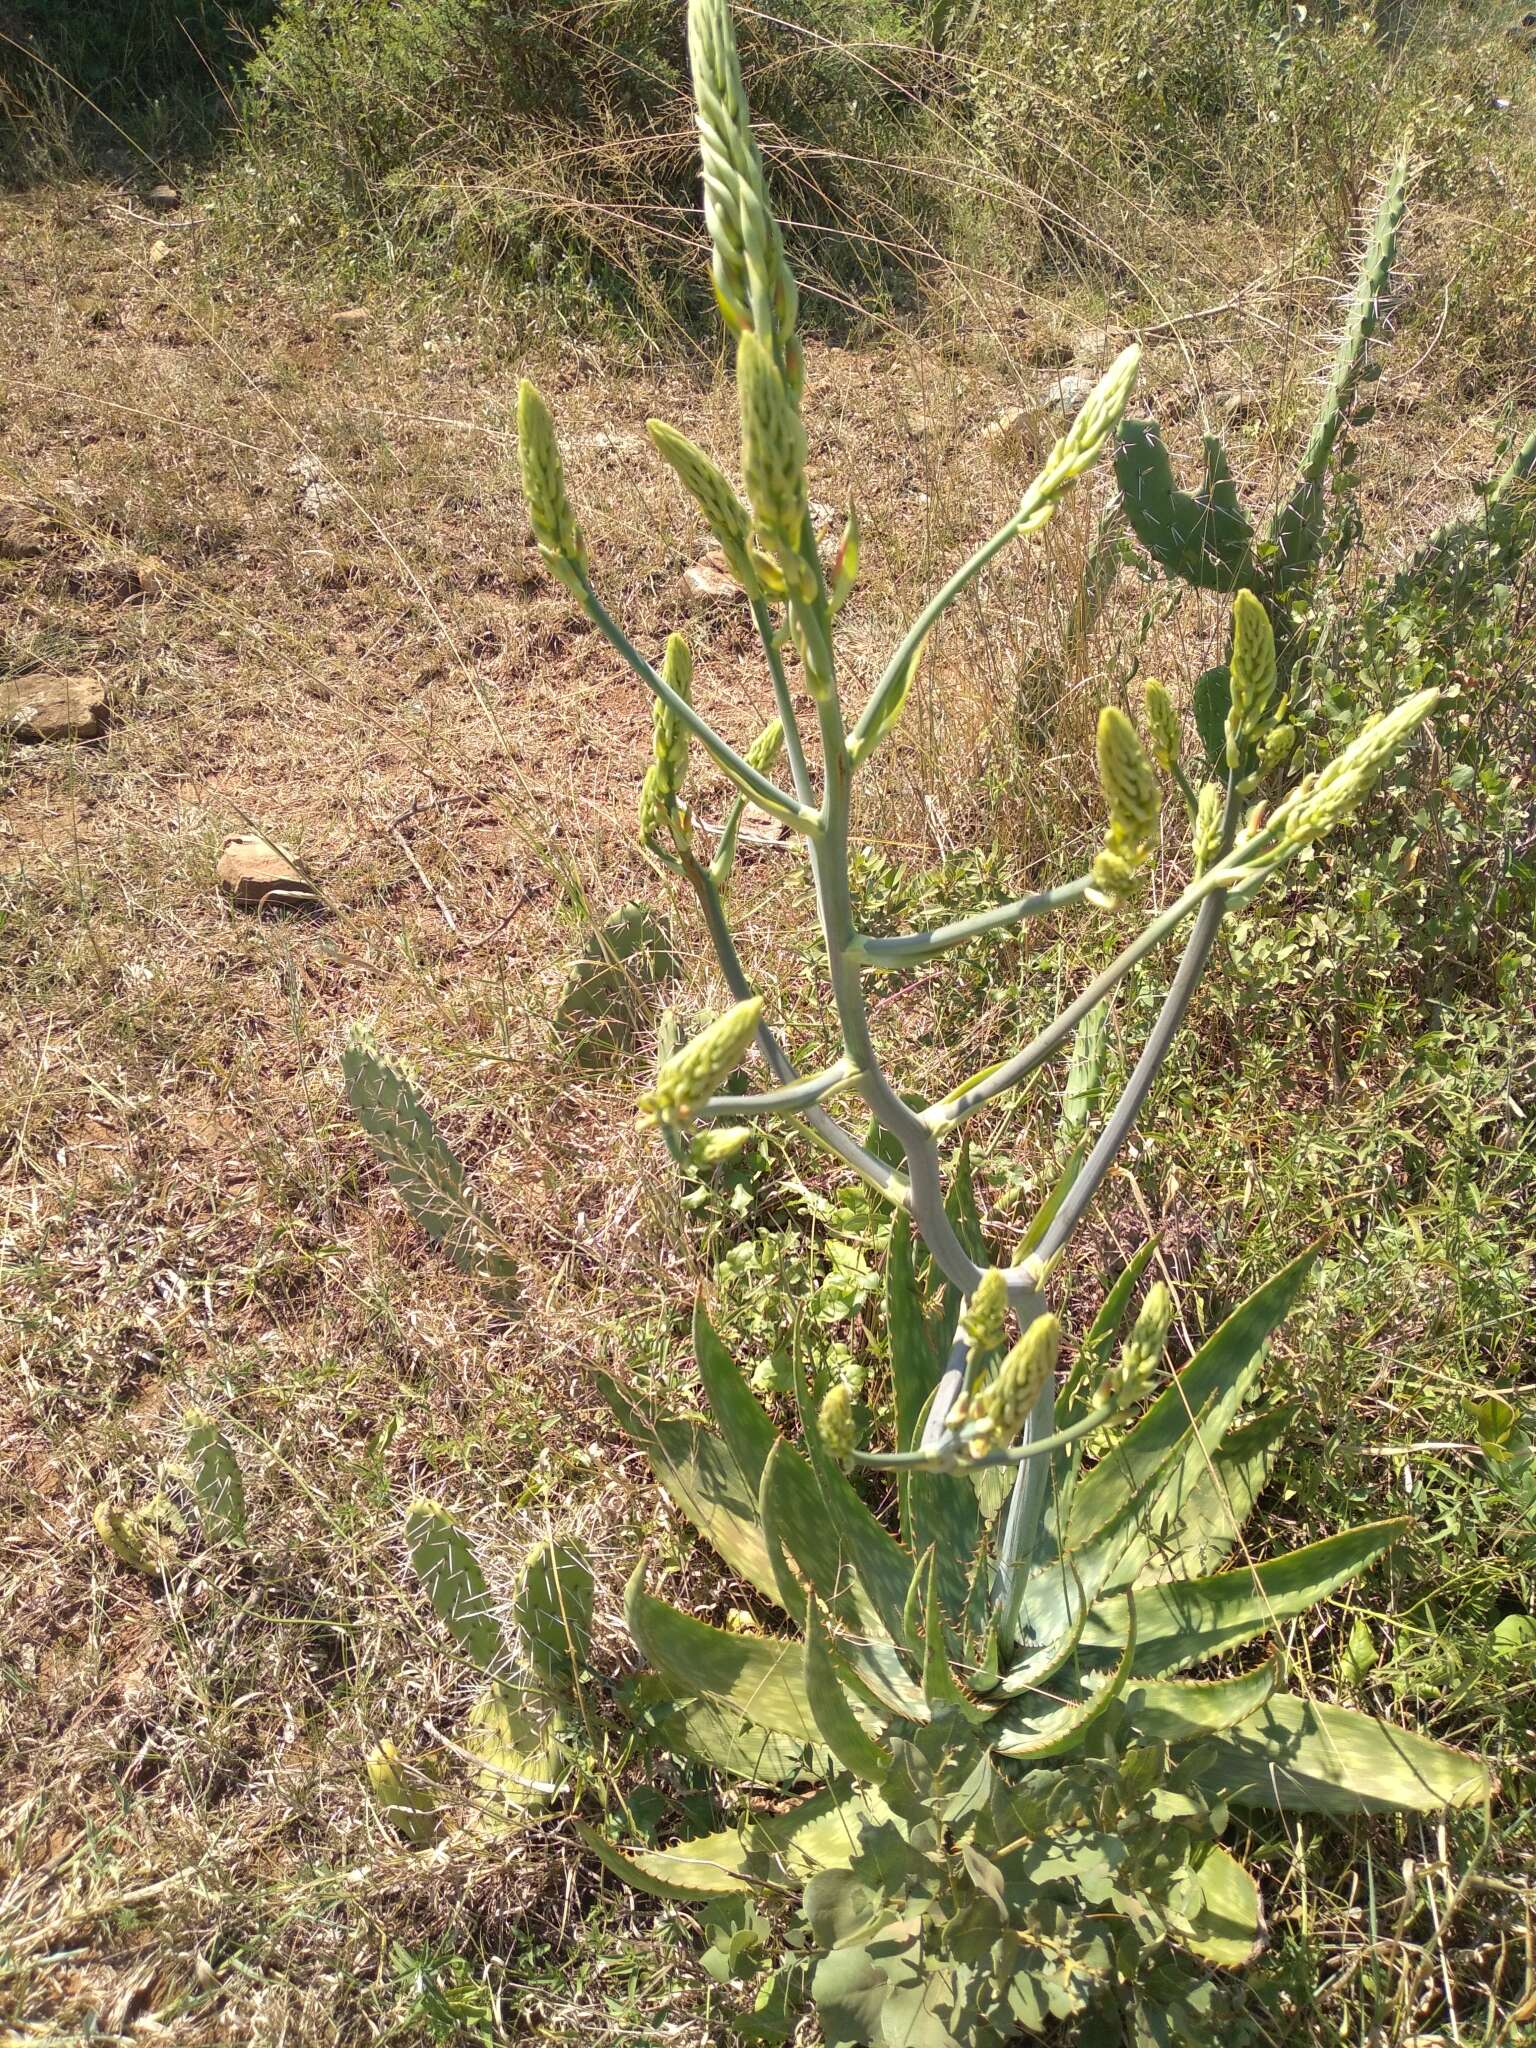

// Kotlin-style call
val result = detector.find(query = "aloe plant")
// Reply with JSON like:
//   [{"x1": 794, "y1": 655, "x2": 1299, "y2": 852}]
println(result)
[
  {"x1": 576, "y1": 1262, "x2": 1486, "y2": 2042},
  {"x1": 341, "y1": 0, "x2": 1486, "y2": 2031}
]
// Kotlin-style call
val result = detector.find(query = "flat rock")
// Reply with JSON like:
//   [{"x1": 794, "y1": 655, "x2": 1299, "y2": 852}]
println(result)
[
  {"x1": 216, "y1": 835, "x2": 321, "y2": 913},
  {"x1": 332, "y1": 307, "x2": 370, "y2": 330},
  {"x1": 1044, "y1": 370, "x2": 1097, "y2": 418},
  {"x1": 1, "y1": 675, "x2": 108, "y2": 742},
  {"x1": 146, "y1": 182, "x2": 181, "y2": 210},
  {"x1": 981, "y1": 406, "x2": 1029, "y2": 448},
  {"x1": 685, "y1": 552, "x2": 744, "y2": 601}
]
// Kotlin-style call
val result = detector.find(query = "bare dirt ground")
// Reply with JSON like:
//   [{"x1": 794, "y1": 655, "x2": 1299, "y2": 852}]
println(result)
[{"x1": 2, "y1": 177, "x2": 1528, "y2": 2041}]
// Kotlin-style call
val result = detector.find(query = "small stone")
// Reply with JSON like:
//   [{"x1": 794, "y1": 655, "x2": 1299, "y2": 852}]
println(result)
[
  {"x1": 905, "y1": 410, "x2": 935, "y2": 436},
  {"x1": 981, "y1": 406, "x2": 1028, "y2": 448},
  {"x1": 332, "y1": 307, "x2": 369, "y2": 330},
  {"x1": 1217, "y1": 383, "x2": 1265, "y2": 426},
  {"x1": 148, "y1": 238, "x2": 171, "y2": 271},
  {"x1": 1045, "y1": 371, "x2": 1096, "y2": 418},
  {"x1": 216, "y1": 834, "x2": 322, "y2": 913},
  {"x1": 1, "y1": 675, "x2": 108, "y2": 743},
  {"x1": 146, "y1": 182, "x2": 181, "y2": 210},
  {"x1": 685, "y1": 554, "x2": 743, "y2": 601},
  {"x1": 1071, "y1": 326, "x2": 1119, "y2": 365}
]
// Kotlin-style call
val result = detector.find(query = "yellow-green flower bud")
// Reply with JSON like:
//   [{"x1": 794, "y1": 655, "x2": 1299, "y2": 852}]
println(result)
[
  {"x1": 1038, "y1": 346, "x2": 1141, "y2": 497},
  {"x1": 517, "y1": 380, "x2": 587, "y2": 590},
  {"x1": 817, "y1": 1379, "x2": 856, "y2": 1463},
  {"x1": 637, "y1": 762, "x2": 672, "y2": 851},
  {"x1": 1098, "y1": 705, "x2": 1162, "y2": 856},
  {"x1": 639, "y1": 996, "x2": 764, "y2": 1129},
  {"x1": 960, "y1": 1266, "x2": 1008, "y2": 1362},
  {"x1": 1097, "y1": 1283, "x2": 1173, "y2": 1408},
  {"x1": 1225, "y1": 590, "x2": 1278, "y2": 770},
  {"x1": 1192, "y1": 781, "x2": 1224, "y2": 878},
  {"x1": 1086, "y1": 845, "x2": 1139, "y2": 911},
  {"x1": 967, "y1": 1313, "x2": 1061, "y2": 1455},
  {"x1": 687, "y1": 1124, "x2": 753, "y2": 1169},
  {"x1": 738, "y1": 331, "x2": 812, "y2": 592},
  {"x1": 829, "y1": 506, "x2": 860, "y2": 612},
  {"x1": 1271, "y1": 688, "x2": 1438, "y2": 851},
  {"x1": 1258, "y1": 720, "x2": 1296, "y2": 772},
  {"x1": 1143, "y1": 678, "x2": 1181, "y2": 777},
  {"x1": 744, "y1": 716, "x2": 785, "y2": 776},
  {"x1": 651, "y1": 633, "x2": 693, "y2": 789},
  {"x1": 646, "y1": 419, "x2": 756, "y2": 590}
]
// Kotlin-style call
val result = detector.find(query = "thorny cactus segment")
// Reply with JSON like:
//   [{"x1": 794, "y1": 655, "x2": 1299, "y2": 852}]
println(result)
[
  {"x1": 640, "y1": 996, "x2": 764, "y2": 1129},
  {"x1": 688, "y1": 0, "x2": 799, "y2": 363},
  {"x1": 516, "y1": 379, "x2": 586, "y2": 595},
  {"x1": 1226, "y1": 589, "x2": 1281, "y2": 770},
  {"x1": 1089, "y1": 706, "x2": 1162, "y2": 907},
  {"x1": 646, "y1": 419, "x2": 758, "y2": 592}
]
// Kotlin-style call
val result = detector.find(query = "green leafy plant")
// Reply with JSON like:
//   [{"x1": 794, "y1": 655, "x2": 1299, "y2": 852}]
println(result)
[{"x1": 342, "y1": 0, "x2": 1488, "y2": 2032}]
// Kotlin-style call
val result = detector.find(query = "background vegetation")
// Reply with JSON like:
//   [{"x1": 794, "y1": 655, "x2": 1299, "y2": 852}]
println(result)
[{"x1": 1, "y1": 0, "x2": 1532, "y2": 2042}]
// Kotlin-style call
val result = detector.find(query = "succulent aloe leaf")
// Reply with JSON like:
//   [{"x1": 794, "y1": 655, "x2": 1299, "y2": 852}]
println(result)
[
  {"x1": 1121, "y1": 1655, "x2": 1280, "y2": 1742},
  {"x1": 1081, "y1": 1518, "x2": 1409, "y2": 1678},
  {"x1": 1101, "y1": 1403, "x2": 1295, "y2": 1595},
  {"x1": 576, "y1": 1817, "x2": 757, "y2": 1900},
  {"x1": 404, "y1": 1500, "x2": 507, "y2": 1676},
  {"x1": 993, "y1": 1601, "x2": 1135, "y2": 1759},
  {"x1": 512, "y1": 1537, "x2": 594, "y2": 1692},
  {"x1": 626, "y1": 1563, "x2": 819, "y2": 1742},
  {"x1": 1067, "y1": 1248, "x2": 1317, "y2": 1551},
  {"x1": 599, "y1": 1371, "x2": 784, "y2": 1606},
  {"x1": 694, "y1": 1297, "x2": 777, "y2": 1495},
  {"x1": 183, "y1": 1409, "x2": 246, "y2": 1544},
  {"x1": 886, "y1": 1210, "x2": 940, "y2": 1461},
  {"x1": 1115, "y1": 421, "x2": 1256, "y2": 591},
  {"x1": 365, "y1": 1740, "x2": 442, "y2": 1847},
  {"x1": 761, "y1": 1446, "x2": 927, "y2": 1720},
  {"x1": 910, "y1": 1549, "x2": 980, "y2": 1720},
  {"x1": 342, "y1": 1046, "x2": 519, "y2": 1307},
  {"x1": 630, "y1": 1674, "x2": 823, "y2": 1785},
  {"x1": 1177, "y1": 1842, "x2": 1264, "y2": 1969},
  {"x1": 992, "y1": 1554, "x2": 1090, "y2": 1696},
  {"x1": 1192, "y1": 1691, "x2": 1492, "y2": 1816},
  {"x1": 804, "y1": 1598, "x2": 893, "y2": 1779},
  {"x1": 888, "y1": 1216, "x2": 982, "y2": 1616},
  {"x1": 798, "y1": 1382, "x2": 916, "y2": 1647}
]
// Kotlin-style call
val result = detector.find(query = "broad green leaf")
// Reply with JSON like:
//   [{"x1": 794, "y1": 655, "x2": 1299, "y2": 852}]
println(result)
[
  {"x1": 804, "y1": 1598, "x2": 892, "y2": 1779},
  {"x1": 1122, "y1": 1656, "x2": 1279, "y2": 1742},
  {"x1": 1177, "y1": 1842, "x2": 1263, "y2": 1968},
  {"x1": 1081, "y1": 1518, "x2": 1408, "y2": 1678},
  {"x1": 625, "y1": 1565, "x2": 818, "y2": 1743},
  {"x1": 183, "y1": 1409, "x2": 246, "y2": 1544},
  {"x1": 404, "y1": 1500, "x2": 506, "y2": 1675},
  {"x1": 812, "y1": 1944, "x2": 890, "y2": 2046},
  {"x1": 599, "y1": 1371, "x2": 783, "y2": 1606},
  {"x1": 1194, "y1": 1691, "x2": 1492, "y2": 1815},
  {"x1": 1068, "y1": 1249, "x2": 1316, "y2": 1550},
  {"x1": 512, "y1": 1537, "x2": 593, "y2": 1692},
  {"x1": 342, "y1": 1046, "x2": 518, "y2": 1306},
  {"x1": 804, "y1": 1870, "x2": 891, "y2": 1950},
  {"x1": 1099, "y1": 1403, "x2": 1295, "y2": 1595}
]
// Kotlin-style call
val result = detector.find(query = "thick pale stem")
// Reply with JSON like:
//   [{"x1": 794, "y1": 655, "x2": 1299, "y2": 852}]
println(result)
[
  {"x1": 695, "y1": 1058, "x2": 857, "y2": 1118},
  {"x1": 576, "y1": 570, "x2": 818, "y2": 832},
  {"x1": 682, "y1": 847, "x2": 909, "y2": 1207},
  {"x1": 851, "y1": 877, "x2": 1093, "y2": 969}
]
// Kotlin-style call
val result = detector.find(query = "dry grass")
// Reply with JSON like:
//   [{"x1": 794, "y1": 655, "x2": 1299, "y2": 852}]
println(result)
[{"x1": 1, "y1": 150, "x2": 1533, "y2": 2043}]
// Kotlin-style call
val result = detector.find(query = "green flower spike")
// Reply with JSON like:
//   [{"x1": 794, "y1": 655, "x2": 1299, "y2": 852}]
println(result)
[
  {"x1": 640, "y1": 996, "x2": 764, "y2": 1129},
  {"x1": 966, "y1": 1313, "x2": 1062, "y2": 1457},
  {"x1": 1225, "y1": 589, "x2": 1279, "y2": 770},
  {"x1": 959, "y1": 1266, "x2": 1009, "y2": 1363},
  {"x1": 817, "y1": 1380, "x2": 856, "y2": 1463},
  {"x1": 1143, "y1": 678, "x2": 1181, "y2": 776},
  {"x1": 1097, "y1": 1282, "x2": 1173, "y2": 1408},
  {"x1": 517, "y1": 380, "x2": 587, "y2": 598}
]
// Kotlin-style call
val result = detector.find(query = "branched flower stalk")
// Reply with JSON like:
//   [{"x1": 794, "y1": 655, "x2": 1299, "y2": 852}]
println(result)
[{"x1": 514, "y1": 0, "x2": 1440, "y2": 1647}]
